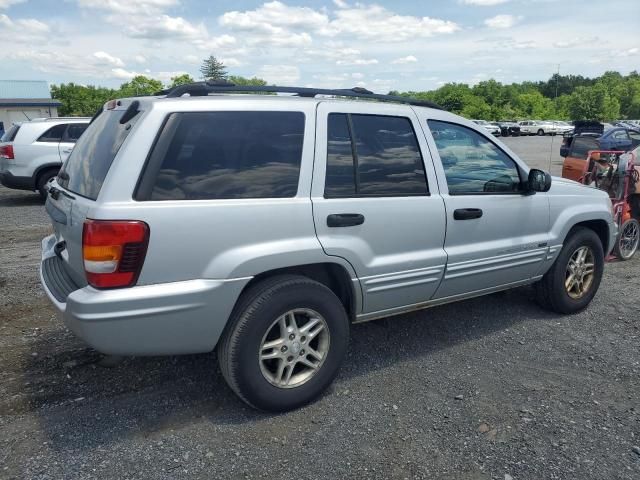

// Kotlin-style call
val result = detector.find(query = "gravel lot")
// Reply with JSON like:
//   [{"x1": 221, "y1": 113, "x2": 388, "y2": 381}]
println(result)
[{"x1": 1, "y1": 136, "x2": 639, "y2": 479}]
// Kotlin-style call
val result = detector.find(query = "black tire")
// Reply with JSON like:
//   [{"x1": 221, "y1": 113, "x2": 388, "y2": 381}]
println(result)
[
  {"x1": 535, "y1": 227, "x2": 604, "y2": 314},
  {"x1": 613, "y1": 218, "x2": 639, "y2": 260},
  {"x1": 36, "y1": 169, "x2": 58, "y2": 199},
  {"x1": 218, "y1": 275, "x2": 349, "y2": 411},
  {"x1": 537, "y1": 129, "x2": 545, "y2": 136}
]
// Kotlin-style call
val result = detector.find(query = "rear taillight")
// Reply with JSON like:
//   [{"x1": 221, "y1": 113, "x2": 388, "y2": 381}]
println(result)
[
  {"x1": 82, "y1": 220, "x2": 149, "y2": 289},
  {"x1": 0, "y1": 145, "x2": 14, "y2": 159}
]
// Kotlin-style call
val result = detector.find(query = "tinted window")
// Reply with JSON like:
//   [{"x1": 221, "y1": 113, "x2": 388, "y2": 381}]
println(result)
[
  {"x1": 612, "y1": 130, "x2": 629, "y2": 140},
  {"x1": 428, "y1": 120, "x2": 522, "y2": 195},
  {"x1": 58, "y1": 110, "x2": 139, "y2": 199},
  {"x1": 569, "y1": 136, "x2": 599, "y2": 158},
  {"x1": 325, "y1": 113, "x2": 428, "y2": 197},
  {"x1": 325, "y1": 113, "x2": 356, "y2": 197},
  {"x1": 141, "y1": 111, "x2": 305, "y2": 201},
  {"x1": 65, "y1": 123, "x2": 88, "y2": 142},
  {"x1": 37, "y1": 124, "x2": 66, "y2": 143}
]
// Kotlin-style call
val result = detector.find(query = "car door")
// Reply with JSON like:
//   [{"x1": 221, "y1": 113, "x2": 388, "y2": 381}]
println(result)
[
  {"x1": 423, "y1": 117, "x2": 550, "y2": 299},
  {"x1": 311, "y1": 102, "x2": 447, "y2": 316},
  {"x1": 58, "y1": 123, "x2": 88, "y2": 161}
]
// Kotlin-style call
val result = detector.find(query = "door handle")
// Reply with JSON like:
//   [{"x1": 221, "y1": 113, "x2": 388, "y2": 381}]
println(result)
[
  {"x1": 327, "y1": 213, "x2": 365, "y2": 227},
  {"x1": 453, "y1": 208, "x2": 483, "y2": 220},
  {"x1": 62, "y1": 149, "x2": 72, "y2": 154}
]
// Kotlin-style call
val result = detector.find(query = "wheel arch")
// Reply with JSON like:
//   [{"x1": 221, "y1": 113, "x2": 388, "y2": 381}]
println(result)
[
  {"x1": 33, "y1": 163, "x2": 61, "y2": 186},
  {"x1": 568, "y1": 219, "x2": 610, "y2": 253},
  {"x1": 236, "y1": 262, "x2": 361, "y2": 322}
]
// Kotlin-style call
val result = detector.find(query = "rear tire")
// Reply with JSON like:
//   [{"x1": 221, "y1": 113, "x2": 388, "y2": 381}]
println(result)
[
  {"x1": 36, "y1": 169, "x2": 58, "y2": 199},
  {"x1": 218, "y1": 275, "x2": 349, "y2": 411},
  {"x1": 614, "y1": 218, "x2": 639, "y2": 260},
  {"x1": 537, "y1": 129, "x2": 545, "y2": 136},
  {"x1": 535, "y1": 227, "x2": 604, "y2": 314}
]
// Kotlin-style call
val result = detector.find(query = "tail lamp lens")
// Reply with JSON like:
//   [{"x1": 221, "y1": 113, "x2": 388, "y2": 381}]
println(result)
[
  {"x1": 82, "y1": 220, "x2": 149, "y2": 288},
  {"x1": 0, "y1": 145, "x2": 14, "y2": 159}
]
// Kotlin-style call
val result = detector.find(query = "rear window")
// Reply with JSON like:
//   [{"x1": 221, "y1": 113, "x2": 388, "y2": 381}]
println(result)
[
  {"x1": 136, "y1": 111, "x2": 305, "y2": 201},
  {"x1": 57, "y1": 110, "x2": 139, "y2": 199},
  {"x1": 569, "y1": 136, "x2": 599, "y2": 158},
  {"x1": 2, "y1": 124, "x2": 20, "y2": 142}
]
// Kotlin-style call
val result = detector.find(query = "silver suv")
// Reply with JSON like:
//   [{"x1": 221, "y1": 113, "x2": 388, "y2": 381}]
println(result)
[
  {"x1": 40, "y1": 84, "x2": 616, "y2": 411},
  {"x1": 0, "y1": 117, "x2": 89, "y2": 198}
]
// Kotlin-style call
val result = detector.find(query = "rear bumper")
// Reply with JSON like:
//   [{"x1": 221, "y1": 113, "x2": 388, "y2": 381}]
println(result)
[
  {"x1": 0, "y1": 171, "x2": 34, "y2": 191},
  {"x1": 39, "y1": 235, "x2": 250, "y2": 356}
]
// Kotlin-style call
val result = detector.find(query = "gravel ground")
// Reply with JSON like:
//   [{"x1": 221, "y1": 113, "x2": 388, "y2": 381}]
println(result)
[{"x1": 1, "y1": 136, "x2": 639, "y2": 479}]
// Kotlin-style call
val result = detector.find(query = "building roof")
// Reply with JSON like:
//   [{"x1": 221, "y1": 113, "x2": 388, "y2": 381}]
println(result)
[
  {"x1": 0, "y1": 98, "x2": 62, "y2": 107},
  {"x1": 0, "y1": 80, "x2": 52, "y2": 99}
]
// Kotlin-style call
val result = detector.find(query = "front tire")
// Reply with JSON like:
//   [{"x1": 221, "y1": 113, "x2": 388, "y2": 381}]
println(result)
[
  {"x1": 535, "y1": 227, "x2": 604, "y2": 314},
  {"x1": 537, "y1": 129, "x2": 545, "y2": 136},
  {"x1": 614, "y1": 218, "x2": 639, "y2": 260},
  {"x1": 218, "y1": 275, "x2": 349, "y2": 411}
]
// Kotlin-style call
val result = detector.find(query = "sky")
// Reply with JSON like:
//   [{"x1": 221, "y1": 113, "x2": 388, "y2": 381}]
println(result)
[{"x1": 0, "y1": 0, "x2": 639, "y2": 92}]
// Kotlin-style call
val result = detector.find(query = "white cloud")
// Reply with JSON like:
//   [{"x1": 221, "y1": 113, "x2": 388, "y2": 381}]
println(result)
[
  {"x1": 93, "y1": 51, "x2": 125, "y2": 67},
  {"x1": 0, "y1": 0, "x2": 26, "y2": 9},
  {"x1": 391, "y1": 55, "x2": 418, "y2": 64},
  {"x1": 221, "y1": 57, "x2": 242, "y2": 67},
  {"x1": 484, "y1": 14, "x2": 521, "y2": 29},
  {"x1": 332, "y1": 4, "x2": 459, "y2": 42},
  {"x1": 553, "y1": 36, "x2": 598, "y2": 48},
  {"x1": 333, "y1": 0, "x2": 349, "y2": 8},
  {"x1": 613, "y1": 47, "x2": 639, "y2": 57},
  {"x1": 184, "y1": 54, "x2": 200, "y2": 65},
  {"x1": 111, "y1": 67, "x2": 139, "y2": 79},
  {"x1": 461, "y1": 0, "x2": 510, "y2": 5},
  {"x1": 336, "y1": 58, "x2": 378, "y2": 66},
  {"x1": 134, "y1": 55, "x2": 147, "y2": 64},
  {"x1": 76, "y1": 0, "x2": 178, "y2": 15},
  {"x1": 0, "y1": 13, "x2": 50, "y2": 43},
  {"x1": 256, "y1": 65, "x2": 300, "y2": 85}
]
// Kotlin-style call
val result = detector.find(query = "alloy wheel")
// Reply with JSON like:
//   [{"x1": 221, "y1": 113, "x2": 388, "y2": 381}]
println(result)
[
  {"x1": 565, "y1": 246, "x2": 595, "y2": 299},
  {"x1": 258, "y1": 309, "x2": 330, "y2": 389}
]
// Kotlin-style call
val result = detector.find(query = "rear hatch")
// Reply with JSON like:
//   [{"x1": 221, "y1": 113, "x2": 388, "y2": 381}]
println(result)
[{"x1": 45, "y1": 100, "x2": 142, "y2": 287}]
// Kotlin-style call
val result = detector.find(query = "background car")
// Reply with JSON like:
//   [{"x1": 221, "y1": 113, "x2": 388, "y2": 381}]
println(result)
[
  {"x1": 0, "y1": 117, "x2": 90, "y2": 198},
  {"x1": 471, "y1": 119, "x2": 500, "y2": 136},
  {"x1": 495, "y1": 121, "x2": 521, "y2": 137}
]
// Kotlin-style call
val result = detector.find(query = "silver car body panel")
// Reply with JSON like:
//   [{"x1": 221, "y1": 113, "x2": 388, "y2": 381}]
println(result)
[{"x1": 40, "y1": 95, "x2": 616, "y2": 355}]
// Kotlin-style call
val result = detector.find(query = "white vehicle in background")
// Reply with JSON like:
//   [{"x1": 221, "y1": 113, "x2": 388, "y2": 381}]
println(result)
[
  {"x1": 0, "y1": 117, "x2": 90, "y2": 198},
  {"x1": 471, "y1": 119, "x2": 500, "y2": 136},
  {"x1": 519, "y1": 120, "x2": 573, "y2": 136}
]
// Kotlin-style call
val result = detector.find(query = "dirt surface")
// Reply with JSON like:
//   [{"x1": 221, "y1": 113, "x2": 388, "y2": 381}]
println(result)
[{"x1": 1, "y1": 137, "x2": 639, "y2": 479}]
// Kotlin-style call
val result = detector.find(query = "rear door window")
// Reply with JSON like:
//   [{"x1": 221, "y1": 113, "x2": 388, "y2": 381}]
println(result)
[
  {"x1": 63, "y1": 123, "x2": 88, "y2": 143},
  {"x1": 137, "y1": 111, "x2": 305, "y2": 201},
  {"x1": 57, "y1": 110, "x2": 140, "y2": 200},
  {"x1": 37, "y1": 124, "x2": 66, "y2": 143},
  {"x1": 324, "y1": 113, "x2": 428, "y2": 197}
]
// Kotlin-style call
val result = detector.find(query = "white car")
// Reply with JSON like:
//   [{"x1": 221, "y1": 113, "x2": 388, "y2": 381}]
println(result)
[
  {"x1": 519, "y1": 120, "x2": 571, "y2": 136},
  {"x1": 471, "y1": 119, "x2": 500, "y2": 136},
  {"x1": 0, "y1": 117, "x2": 90, "y2": 198}
]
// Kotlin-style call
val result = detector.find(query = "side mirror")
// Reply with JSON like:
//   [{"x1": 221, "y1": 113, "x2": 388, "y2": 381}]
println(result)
[
  {"x1": 560, "y1": 146, "x2": 569, "y2": 157},
  {"x1": 527, "y1": 169, "x2": 552, "y2": 193}
]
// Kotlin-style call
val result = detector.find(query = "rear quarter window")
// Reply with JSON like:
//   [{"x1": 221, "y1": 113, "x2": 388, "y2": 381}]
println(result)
[
  {"x1": 57, "y1": 110, "x2": 140, "y2": 199},
  {"x1": 136, "y1": 111, "x2": 305, "y2": 201},
  {"x1": 2, "y1": 124, "x2": 20, "y2": 142},
  {"x1": 569, "y1": 136, "x2": 599, "y2": 158}
]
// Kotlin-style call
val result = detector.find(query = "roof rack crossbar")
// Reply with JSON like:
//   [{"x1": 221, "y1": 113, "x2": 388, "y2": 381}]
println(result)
[{"x1": 161, "y1": 82, "x2": 443, "y2": 110}]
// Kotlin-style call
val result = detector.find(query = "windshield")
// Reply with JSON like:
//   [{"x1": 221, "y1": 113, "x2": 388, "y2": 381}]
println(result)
[{"x1": 57, "y1": 109, "x2": 140, "y2": 199}]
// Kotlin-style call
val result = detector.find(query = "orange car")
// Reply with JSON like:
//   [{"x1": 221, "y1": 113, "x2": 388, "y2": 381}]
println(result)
[{"x1": 561, "y1": 134, "x2": 600, "y2": 181}]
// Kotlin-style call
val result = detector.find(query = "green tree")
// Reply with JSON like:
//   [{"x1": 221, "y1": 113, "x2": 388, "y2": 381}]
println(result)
[
  {"x1": 118, "y1": 75, "x2": 163, "y2": 97},
  {"x1": 200, "y1": 56, "x2": 227, "y2": 81},
  {"x1": 169, "y1": 73, "x2": 194, "y2": 87},
  {"x1": 50, "y1": 83, "x2": 117, "y2": 116},
  {"x1": 227, "y1": 75, "x2": 267, "y2": 86}
]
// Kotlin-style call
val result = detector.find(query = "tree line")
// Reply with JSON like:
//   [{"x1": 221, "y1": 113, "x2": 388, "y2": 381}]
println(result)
[
  {"x1": 51, "y1": 56, "x2": 266, "y2": 116},
  {"x1": 51, "y1": 57, "x2": 639, "y2": 121},
  {"x1": 392, "y1": 71, "x2": 640, "y2": 121}
]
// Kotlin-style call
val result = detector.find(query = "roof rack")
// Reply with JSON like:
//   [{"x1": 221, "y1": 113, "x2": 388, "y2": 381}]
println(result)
[{"x1": 158, "y1": 81, "x2": 443, "y2": 110}]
